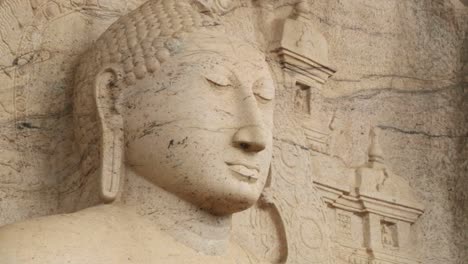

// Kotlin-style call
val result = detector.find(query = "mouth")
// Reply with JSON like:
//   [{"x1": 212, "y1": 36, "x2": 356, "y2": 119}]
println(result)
[{"x1": 226, "y1": 162, "x2": 260, "y2": 183}]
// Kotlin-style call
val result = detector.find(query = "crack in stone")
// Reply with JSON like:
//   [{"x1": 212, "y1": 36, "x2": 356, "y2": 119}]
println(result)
[
  {"x1": 180, "y1": 125, "x2": 238, "y2": 134},
  {"x1": 378, "y1": 125, "x2": 468, "y2": 139},
  {"x1": 360, "y1": 73, "x2": 461, "y2": 83},
  {"x1": 273, "y1": 136, "x2": 310, "y2": 151},
  {"x1": 0, "y1": 161, "x2": 20, "y2": 173},
  {"x1": 326, "y1": 84, "x2": 462, "y2": 101}
]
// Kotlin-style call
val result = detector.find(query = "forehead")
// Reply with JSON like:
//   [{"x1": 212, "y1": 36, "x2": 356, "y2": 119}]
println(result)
[{"x1": 178, "y1": 32, "x2": 267, "y2": 70}]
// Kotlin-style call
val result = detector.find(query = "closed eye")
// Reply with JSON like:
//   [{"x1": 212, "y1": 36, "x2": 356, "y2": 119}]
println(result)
[
  {"x1": 253, "y1": 78, "x2": 275, "y2": 103},
  {"x1": 254, "y1": 93, "x2": 271, "y2": 104},
  {"x1": 203, "y1": 72, "x2": 232, "y2": 87}
]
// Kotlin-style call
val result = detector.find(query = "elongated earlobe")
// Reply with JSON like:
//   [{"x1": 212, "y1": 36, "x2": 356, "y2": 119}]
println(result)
[
  {"x1": 100, "y1": 126, "x2": 124, "y2": 203},
  {"x1": 260, "y1": 164, "x2": 274, "y2": 206},
  {"x1": 94, "y1": 64, "x2": 124, "y2": 203}
]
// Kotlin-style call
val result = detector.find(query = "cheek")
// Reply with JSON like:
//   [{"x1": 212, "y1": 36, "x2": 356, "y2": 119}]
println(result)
[
  {"x1": 125, "y1": 125, "x2": 228, "y2": 178},
  {"x1": 260, "y1": 149, "x2": 273, "y2": 180},
  {"x1": 124, "y1": 126, "x2": 177, "y2": 174},
  {"x1": 258, "y1": 102, "x2": 274, "y2": 127}
]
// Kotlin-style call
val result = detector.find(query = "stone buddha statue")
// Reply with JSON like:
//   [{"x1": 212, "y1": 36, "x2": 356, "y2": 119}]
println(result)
[{"x1": 0, "y1": 0, "x2": 275, "y2": 263}]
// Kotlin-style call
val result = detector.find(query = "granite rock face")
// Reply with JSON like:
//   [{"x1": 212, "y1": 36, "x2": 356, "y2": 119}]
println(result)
[{"x1": 0, "y1": 0, "x2": 466, "y2": 263}]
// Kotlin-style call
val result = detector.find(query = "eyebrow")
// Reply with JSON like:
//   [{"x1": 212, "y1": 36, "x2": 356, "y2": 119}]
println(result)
[
  {"x1": 179, "y1": 50, "x2": 228, "y2": 59},
  {"x1": 176, "y1": 50, "x2": 273, "y2": 89},
  {"x1": 178, "y1": 50, "x2": 266, "y2": 69}
]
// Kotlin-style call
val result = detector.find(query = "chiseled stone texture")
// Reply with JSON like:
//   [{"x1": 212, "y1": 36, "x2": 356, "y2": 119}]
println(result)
[{"x1": 0, "y1": 0, "x2": 466, "y2": 264}]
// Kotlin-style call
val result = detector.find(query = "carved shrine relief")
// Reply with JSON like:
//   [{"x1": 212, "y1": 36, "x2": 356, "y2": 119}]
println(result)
[
  {"x1": 271, "y1": 1, "x2": 337, "y2": 156},
  {"x1": 315, "y1": 129, "x2": 425, "y2": 264}
]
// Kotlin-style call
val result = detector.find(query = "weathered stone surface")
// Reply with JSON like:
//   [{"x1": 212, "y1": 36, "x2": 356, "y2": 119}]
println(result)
[{"x1": 0, "y1": 0, "x2": 466, "y2": 263}]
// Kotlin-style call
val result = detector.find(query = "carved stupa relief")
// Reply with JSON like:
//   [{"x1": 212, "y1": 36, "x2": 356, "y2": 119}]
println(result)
[{"x1": 315, "y1": 129, "x2": 424, "y2": 264}]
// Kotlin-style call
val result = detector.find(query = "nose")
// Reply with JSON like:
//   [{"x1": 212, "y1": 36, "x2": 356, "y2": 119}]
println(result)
[
  {"x1": 232, "y1": 78, "x2": 270, "y2": 153},
  {"x1": 232, "y1": 125, "x2": 267, "y2": 152}
]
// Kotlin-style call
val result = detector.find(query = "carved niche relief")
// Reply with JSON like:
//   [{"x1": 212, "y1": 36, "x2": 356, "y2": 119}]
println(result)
[
  {"x1": 294, "y1": 82, "x2": 312, "y2": 114},
  {"x1": 380, "y1": 221, "x2": 399, "y2": 249}
]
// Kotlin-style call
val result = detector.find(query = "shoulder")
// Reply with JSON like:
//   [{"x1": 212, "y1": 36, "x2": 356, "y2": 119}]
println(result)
[
  {"x1": 0, "y1": 214, "x2": 79, "y2": 263},
  {"x1": 0, "y1": 205, "x2": 132, "y2": 264},
  {"x1": 0, "y1": 205, "x2": 195, "y2": 264}
]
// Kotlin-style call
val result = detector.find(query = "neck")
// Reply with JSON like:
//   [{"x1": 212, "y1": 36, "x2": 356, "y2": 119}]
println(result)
[{"x1": 119, "y1": 167, "x2": 232, "y2": 256}]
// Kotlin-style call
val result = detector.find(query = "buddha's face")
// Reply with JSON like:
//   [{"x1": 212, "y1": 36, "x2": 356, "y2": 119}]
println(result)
[{"x1": 123, "y1": 32, "x2": 275, "y2": 215}]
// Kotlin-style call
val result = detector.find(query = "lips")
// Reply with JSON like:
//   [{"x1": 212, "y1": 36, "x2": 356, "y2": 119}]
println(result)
[{"x1": 226, "y1": 163, "x2": 259, "y2": 183}]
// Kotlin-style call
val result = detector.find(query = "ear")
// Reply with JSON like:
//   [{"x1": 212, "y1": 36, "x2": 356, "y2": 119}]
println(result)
[{"x1": 94, "y1": 64, "x2": 124, "y2": 203}]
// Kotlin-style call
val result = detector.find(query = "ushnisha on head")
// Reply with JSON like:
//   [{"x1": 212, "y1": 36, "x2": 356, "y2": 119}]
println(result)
[{"x1": 74, "y1": 0, "x2": 275, "y2": 215}]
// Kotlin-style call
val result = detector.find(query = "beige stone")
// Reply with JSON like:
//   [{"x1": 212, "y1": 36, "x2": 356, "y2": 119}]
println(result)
[
  {"x1": 0, "y1": 0, "x2": 466, "y2": 263},
  {"x1": 1, "y1": 0, "x2": 275, "y2": 262}
]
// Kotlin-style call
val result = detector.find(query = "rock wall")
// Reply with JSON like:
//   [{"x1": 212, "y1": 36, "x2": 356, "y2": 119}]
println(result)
[
  {"x1": 0, "y1": 0, "x2": 146, "y2": 224},
  {"x1": 0, "y1": 0, "x2": 466, "y2": 263},
  {"x1": 307, "y1": 1, "x2": 467, "y2": 263}
]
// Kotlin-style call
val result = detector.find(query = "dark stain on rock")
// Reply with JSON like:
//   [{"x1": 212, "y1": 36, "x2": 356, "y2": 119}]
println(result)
[
  {"x1": 168, "y1": 139, "x2": 175, "y2": 149},
  {"x1": 17, "y1": 122, "x2": 40, "y2": 130}
]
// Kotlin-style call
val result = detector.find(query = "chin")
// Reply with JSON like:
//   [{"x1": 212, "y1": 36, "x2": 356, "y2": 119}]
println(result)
[{"x1": 202, "y1": 190, "x2": 261, "y2": 216}]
